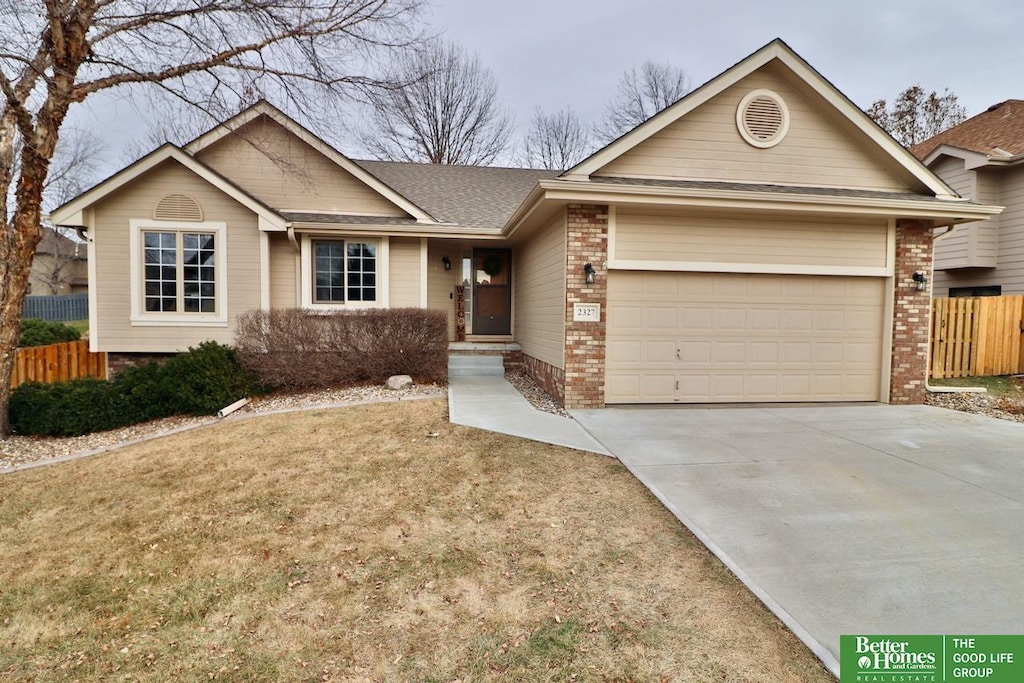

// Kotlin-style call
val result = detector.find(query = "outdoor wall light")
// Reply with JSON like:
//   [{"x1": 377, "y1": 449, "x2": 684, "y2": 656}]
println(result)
[
  {"x1": 583, "y1": 262, "x2": 596, "y2": 284},
  {"x1": 442, "y1": 256, "x2": 452, "y2": 271},
  {"x1": 912, "y1": 271, "x2": 929, "y2": 292}
]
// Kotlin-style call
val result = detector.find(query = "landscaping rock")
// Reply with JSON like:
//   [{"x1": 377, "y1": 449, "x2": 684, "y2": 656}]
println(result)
[{"x1": 386, "y1": 374, "x2": 414, "y2": 390}]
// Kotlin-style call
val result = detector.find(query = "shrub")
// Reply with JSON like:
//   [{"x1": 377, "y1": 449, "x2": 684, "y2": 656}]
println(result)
[
  {"x1": 234, "y1": 308, "x2": 448, "y2": 391},
  {"x1": 18, "y1": 319, "x2": 81, "y2": 347},
  {"x1": 8, "y1": 341, "x2": 254, "y2": 436},
  {"x1": 9, "y1": 379, "x2": 132, "y2": 437},
  {"x1": 163, "y1": 341, "x2": 254, "y2": 415}
]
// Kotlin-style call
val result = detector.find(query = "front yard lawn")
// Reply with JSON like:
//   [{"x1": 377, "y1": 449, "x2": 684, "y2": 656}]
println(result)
[{"x1": 0, "y1": 400, "x2": 831, "y2": 681}]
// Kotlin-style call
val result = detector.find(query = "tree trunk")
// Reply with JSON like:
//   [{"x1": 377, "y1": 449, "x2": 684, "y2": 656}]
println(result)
[{"x1": 0, "y1": 223, "x2": 39, "y2": 437}]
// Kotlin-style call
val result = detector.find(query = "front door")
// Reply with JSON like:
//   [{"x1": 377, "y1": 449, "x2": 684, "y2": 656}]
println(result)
[{"x1": 472, "y1": 249, "x2": 511, "y2": 335}]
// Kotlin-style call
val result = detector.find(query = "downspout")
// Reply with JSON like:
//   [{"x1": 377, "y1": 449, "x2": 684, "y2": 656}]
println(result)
[
  {"x1": 925, "y1": 223, "x2": 986, "y2": 394},
  {"x1": 286, "y1": 223, "x2": 298, "y2": 253}
]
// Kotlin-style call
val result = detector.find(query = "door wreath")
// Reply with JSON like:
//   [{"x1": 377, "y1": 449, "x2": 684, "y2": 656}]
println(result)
[{"x1": 481, "y1": 254, "x2": 503, "y2": 277}]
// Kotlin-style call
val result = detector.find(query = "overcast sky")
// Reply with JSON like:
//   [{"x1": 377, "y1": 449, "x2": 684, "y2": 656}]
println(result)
[{"x1": 70, "y1": 0, "x2": 1024, "y2": 174}]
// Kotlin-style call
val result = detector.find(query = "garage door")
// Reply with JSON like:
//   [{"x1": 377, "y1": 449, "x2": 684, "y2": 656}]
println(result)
[{"x1": 606, "y1": 272, "x2": 885, "y2": 403}]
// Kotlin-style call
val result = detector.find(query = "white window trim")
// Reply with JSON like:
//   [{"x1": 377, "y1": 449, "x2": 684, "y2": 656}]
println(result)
[
  {"x1": 299, "y1": 233, "x2": 390, "y2": 309},
  {"x1": 129, "y1": 219, "x2": 228, "y2": 327}
]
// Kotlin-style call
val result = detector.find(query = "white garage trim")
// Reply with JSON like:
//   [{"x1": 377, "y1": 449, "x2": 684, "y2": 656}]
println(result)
[{"x1": 606, "y1": 260, "x2": 889, "y2": 277}]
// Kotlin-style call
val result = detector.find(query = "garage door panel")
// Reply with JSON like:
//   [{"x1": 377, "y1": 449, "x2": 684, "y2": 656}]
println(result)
[{"x1": 607, "y1": 272, "x2": 884, "y2": 403}]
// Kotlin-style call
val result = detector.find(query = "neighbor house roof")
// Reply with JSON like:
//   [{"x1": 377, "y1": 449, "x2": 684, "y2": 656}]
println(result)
[
  {"x1": 357, "y1": 160, "x2": 557, "y2": 231},
  {"x1": 912, "y1": 100, "x2": 1024, "y2": 161},
  {"x1": 36, "y1": 226, "x2": 85, "y2": 259}
]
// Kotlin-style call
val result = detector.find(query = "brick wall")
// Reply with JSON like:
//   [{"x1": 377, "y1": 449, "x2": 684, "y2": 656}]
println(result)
[
  {"x1": 890, "y1": 220, "x2": 933, "y2": 404},
  {"x1": 523, "y1": 355, "x2": 565, "y2": 405},
  {"x1": 107, "y1": 351, "x2": 176, "y2": 378},
  {"x1": 563, "y1": 204, "x2": 609, "y2": 409}
]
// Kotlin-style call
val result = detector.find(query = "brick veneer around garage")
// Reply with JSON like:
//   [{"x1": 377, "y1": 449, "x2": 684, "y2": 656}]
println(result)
[
  {"x1": 563, "y1": 204, "x2": 609, "y2": 409},
  {"x1": 889, "y1": 219, "x2": 933, "y2": 404}
]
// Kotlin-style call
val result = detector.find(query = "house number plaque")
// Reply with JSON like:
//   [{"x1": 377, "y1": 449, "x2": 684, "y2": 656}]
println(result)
[{"x1": 573, "y1": 303, "x2": 601, "y2": 322}]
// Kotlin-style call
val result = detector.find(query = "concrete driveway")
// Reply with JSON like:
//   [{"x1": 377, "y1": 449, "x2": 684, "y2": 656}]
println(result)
[{"x1": 572, "y1": 403, "x2": 1024, "y2": 676}]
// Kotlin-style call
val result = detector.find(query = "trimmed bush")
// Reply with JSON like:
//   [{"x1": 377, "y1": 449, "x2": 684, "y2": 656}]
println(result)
[
  {"x1": 234, "y1": 308, "x2": 448, "y2": 391},
  {"x1": 18, "y1": 319, "x2": 81, "y2": 347},
  {"x1": 8, "y1": 341, "x2": 254, "y2": 436}
]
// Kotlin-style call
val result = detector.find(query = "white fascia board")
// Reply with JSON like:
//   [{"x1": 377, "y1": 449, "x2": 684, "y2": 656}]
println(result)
[{"x1": 536, "y1": 179, "x2": 1003, "y2": 222}]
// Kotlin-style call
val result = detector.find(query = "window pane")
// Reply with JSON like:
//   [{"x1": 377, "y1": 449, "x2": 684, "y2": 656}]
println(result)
[
  {"x1": 183, "y1": 233, "x2": 215, "y2": 314},
  {"x1": 143, "y1": 231, "x2": 178, "y2": 314},
  {"x1": 345, "y1": 242, "x2": 377, "y2": 302},
  {"x1": 312, "y1": 239, "x2": 346, "y2": 302}
]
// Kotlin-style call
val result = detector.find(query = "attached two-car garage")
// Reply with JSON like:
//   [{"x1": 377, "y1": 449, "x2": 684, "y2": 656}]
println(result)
[{"x1": 603, "y1": 208, "x2": 891, "y2": 404}]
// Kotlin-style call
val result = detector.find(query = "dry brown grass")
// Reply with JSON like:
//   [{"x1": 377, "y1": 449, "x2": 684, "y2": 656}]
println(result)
[{"x1": 0, "y1": 400, "x2": 832, "y2": 682}]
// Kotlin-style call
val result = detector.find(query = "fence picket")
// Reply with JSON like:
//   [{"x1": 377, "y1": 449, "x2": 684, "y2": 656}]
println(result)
[{"x1": 10, "y1": 340, "x2": 107, "y2": 389}]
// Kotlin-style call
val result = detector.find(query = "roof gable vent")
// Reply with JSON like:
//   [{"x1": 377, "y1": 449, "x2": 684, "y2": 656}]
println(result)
[
  {"x1": 154, "y1": 193, "x2": 204, "y2": 222},
  {"x1": 737, "y1": 89, "x2": 789, "y2": 148}
]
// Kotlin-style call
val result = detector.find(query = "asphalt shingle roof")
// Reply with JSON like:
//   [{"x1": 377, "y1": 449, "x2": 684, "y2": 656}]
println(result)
[
  {"x1": 356, "y1": 160, "x2": 557, "y2": 230},
  {"x1": 911, "y1": 100, "x2": 1024, "y2": 160}
]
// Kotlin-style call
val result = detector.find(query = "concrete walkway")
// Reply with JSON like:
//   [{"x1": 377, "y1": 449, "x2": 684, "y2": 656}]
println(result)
[{"x1": 447, "y1": 374, "x2": 609, "y2": 455}]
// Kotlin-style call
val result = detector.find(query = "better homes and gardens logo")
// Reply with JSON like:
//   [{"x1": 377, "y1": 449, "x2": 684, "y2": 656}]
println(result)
[
  {"x1": 841, "y1": 635, "x2": 1024, "y2": 682},
  {"x1": 844, "y1": 635, "x2": 940, "y2": 681}
]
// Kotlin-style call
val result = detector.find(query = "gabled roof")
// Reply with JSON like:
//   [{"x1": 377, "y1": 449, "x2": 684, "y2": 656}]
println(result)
[
  {"x1": 913, "y1": 100, "x2": 1024, "y2": 163},
  {"x1": 562, "y1": 39, "x2": 957, "y2": 200},
  {"x1": 184, "y1": 101, "x2": 437, "y2": 223},
  {"x1": 49, "y1": 144, "x2": 287, "y2": 231},
  {"x1": 357, "y1": 160, "x2": 557, "y2": 231}
]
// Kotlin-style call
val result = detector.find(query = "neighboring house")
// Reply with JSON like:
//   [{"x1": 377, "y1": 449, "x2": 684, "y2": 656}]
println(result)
[
  {"x1": 50, "y1": 39, "x2": 999, "y2": 408},
  {"x1": 29, "y1": 226, "x2": 88, "y2": 295},
  {"x1": 912, "y1": 101, "x2": 1024, "y2": 297}
]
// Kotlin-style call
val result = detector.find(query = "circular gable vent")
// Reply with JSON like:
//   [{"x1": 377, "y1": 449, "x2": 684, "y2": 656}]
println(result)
[{"x1": 737, "y1": 89, "x2": 789, "y2": 148}]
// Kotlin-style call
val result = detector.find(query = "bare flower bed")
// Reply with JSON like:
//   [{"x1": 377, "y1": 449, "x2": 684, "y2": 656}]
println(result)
[
  {"x1": 505, "y1": 369, "x2": 571, "y2": 418},
  {"x1": 1, "y1": 383, "x2": 445, "y2": 472},
  {"x1": 926, "y1": 389, "x2": 1024, "y2": 422}
]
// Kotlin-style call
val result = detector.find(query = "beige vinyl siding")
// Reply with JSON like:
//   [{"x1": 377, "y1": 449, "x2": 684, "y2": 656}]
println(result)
[
  {"x1": 614, "y1": 208, "x2": 887, "y2": 269},
  {"x1": 598, "y1": 62, "x2": 920, "y2": 192},
  {"x1": 936, "y1": 165, "x2": 1024, "y2": 295},
  {"x1": 268, "y1": 232, "x2": 298, "y2": 308},
  {"x1": 389, "y1": 237, "x2": 422, "y2": 307},
  {"x1": 92, "y1": 160, "x2": 260, "y2": 352},
  {"x1": 196, "y1": 116, "x2": 407, "y2": 216},
  {"x1": 427, "y1": 240, "x2": 459, "y2": 340},
  {"x1": 513, "y1": 211, "x2": 566, "y2": 369},
  {"x1": 929, "y1": 156, "x2": 1000, "y2": 271}
]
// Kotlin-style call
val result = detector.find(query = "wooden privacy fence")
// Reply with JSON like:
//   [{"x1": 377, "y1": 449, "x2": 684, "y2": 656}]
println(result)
[
  {"x1": 930, "y1": 296, "x2": 1024, "y2": 379},
  {"x1": 11, "y1": 340, "x2": 107, "y2": 389}
]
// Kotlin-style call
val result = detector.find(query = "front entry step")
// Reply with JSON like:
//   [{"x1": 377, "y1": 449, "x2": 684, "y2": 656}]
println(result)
[{"x1": 448, "y1": 354, "x2": 505, "y2": 377}]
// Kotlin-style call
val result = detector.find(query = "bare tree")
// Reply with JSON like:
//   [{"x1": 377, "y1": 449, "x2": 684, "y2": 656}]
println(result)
[
  {"x1": 519, "y1": 107, "x2": 592, "y2": 170},
  {"x1": 595, "y1": 61, "x2": 692, "y2": 142},
  {"x1": 866, "y1": 85, "x2": 968, "y2": 147},
  {"x1": 360, "y1": 40, "x2": 513, "y2": 165},
  {"x1": 0, "y1": 0, "x2": 424, "y2": 437}
]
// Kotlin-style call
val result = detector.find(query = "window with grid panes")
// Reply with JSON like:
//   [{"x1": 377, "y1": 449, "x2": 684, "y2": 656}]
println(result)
[
  {"x1": 312, "y1": 239, "x2": 376, "y2": 303},
  {"x1": 143, "y1": 231, "x2": 217, "y2": 313}
]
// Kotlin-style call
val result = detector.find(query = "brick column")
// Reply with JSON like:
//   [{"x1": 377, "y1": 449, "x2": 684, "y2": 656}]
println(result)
[
  {"x1": 564, "y1": 204, "x2": 609, "y2": 409},
  {"x1": 890, "y1": 220, "x2": 933, "y2": 404}
]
